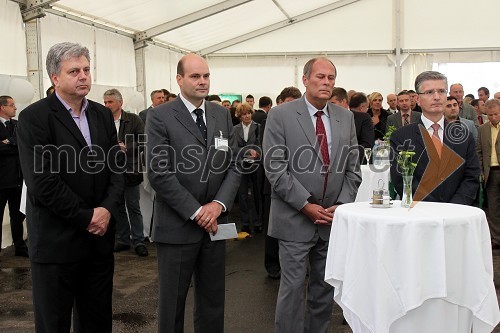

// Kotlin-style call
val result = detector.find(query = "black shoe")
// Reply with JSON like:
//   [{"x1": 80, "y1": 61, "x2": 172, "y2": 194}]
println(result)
[
  {"x1": 14, "y1": 247, "x2": 29, "y2": 258},
  {"x1": 254, "y1": 226, "x2": 263, "y2": 234},
  {"x1": 135, "y1": 244, "x2": 148, "y2": 257},
  {"x1": 241, "y1": 225, "x2": 251, "y2": 233},
  {"x1": 114, "y1": 243, "x2": 130, "y2": 252},
  {"x1": 267, "y1": 270, "x2": 281, "y2": 279}
]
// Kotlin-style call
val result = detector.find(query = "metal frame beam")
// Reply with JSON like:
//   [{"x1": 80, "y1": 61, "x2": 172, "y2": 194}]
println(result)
[
  {"x1": 134, "y1": 0, "x2": 254, "y2": 43},
  {"x1": 206, "y1": 49, "x2": 393, "y2": 58},
  {"x1": 199, "y1": 0, "x2": 361, "y2": 55},
  {"x1": 20, "y1": 0, "x2": 59, "y2": 21},
  {"x1": 45, "y1": 8, "x2": 135, "y2": 38},
  {"x1": 271, "y1": 0, "x2": 291, "y2": 21}
]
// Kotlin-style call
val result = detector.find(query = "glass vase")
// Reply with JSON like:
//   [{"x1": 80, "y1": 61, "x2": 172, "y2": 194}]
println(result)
[{"x1": 401, "y1": 175, "x2": 413, "y2": 208}]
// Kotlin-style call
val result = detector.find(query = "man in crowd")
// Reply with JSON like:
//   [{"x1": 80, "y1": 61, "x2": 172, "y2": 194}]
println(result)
[
  {"x1": 408, "y1": 89, "x2": 422, "y2": 112},
  {"x1": 386, "y1": 93, "x2": 398, "y2": 114},
  {"x1": 386, "y1": 90, "x2": 421, "y2": 130},
  {"x1": 444, "y1": 96, "x2": 477, "y2": 142},
  {"x1": 146, "y1": 53, "x2": 240, "y2": 333},
  {"x1": 471, "y1": 99, "x2": 488, "y2": 125},
  {"x1": 494, "y1": 92, "x2": 500, "y2": 100},
  {"x1": 478, "y1": 86, "x2": 490, "y2": 103},
  {"x1": 0, "y1": 95, "x2": 28, "y2": 257},
  {"x1": 252, "y1": 96, "x2": 272, "y2": 124},
  {"x1": 17, "y1": 42, "x2": 124, "y2": 332},
  {"x1": 263, "y1": 57, "x2": 361, "y2": 333},
  {"x1": 221, "y1": 99, "x2": 231, "y2": 110},
  {"x1": 139, "y1": 89, "x2": 165, "y2": 124},
  {"x1": 449, "y1": 83, "x2": 479, "y2": 126},
  {"x1": 245, "y1": 94, "x2": 255, "y2": 109},
  {"x1": 390, "y1": 71, "x2": 479, "y2": 205},
  {"x1": 103, "y1": 89, "x2": 148, "y2": 257},
  {"x1": 477, "y1": 99, "x2": 500, "y2": 249},
  {"x1": 330, "y1": 87, "x2": 374, "y2": 164}
]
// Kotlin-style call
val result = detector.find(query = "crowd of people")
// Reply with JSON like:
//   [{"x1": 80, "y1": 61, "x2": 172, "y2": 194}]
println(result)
[{"x1": 0, "y1": 41, "x2": 499, "y2": 333}]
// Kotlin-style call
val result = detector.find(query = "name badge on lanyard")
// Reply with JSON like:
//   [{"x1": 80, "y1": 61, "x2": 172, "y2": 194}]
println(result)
[{"x1": 215, "y1": 130, "x2": 228, "y2": 151}]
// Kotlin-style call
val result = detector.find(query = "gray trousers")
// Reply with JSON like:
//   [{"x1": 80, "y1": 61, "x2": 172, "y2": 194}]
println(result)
[{"x1": 275, "y1": 233, "x2": 333, "y2": 333}]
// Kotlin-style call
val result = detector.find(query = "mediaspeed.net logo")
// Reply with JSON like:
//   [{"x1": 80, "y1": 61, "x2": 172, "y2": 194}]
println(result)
[{"x1": 410, "y1": 124, "x2": 465, "y2": 208}]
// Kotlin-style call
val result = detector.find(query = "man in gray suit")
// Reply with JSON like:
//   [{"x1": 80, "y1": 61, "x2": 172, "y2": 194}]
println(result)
[
  {"x1": 386, "y1": 90, "x2": 421, "y2": 131},
  {"x1": 146, "y1": 53, "x2": 240, "y2": 333},
  {"x1": 263, "y1": 57, "x2": 361, "y2": 333},
  {"x1": 449, "y1": 83, "x2": 479, "y2": 126}
]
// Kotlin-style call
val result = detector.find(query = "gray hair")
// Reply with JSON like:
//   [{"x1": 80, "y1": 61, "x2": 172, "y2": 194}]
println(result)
[
  {"x1": 46, "y1": 42, "x2": 90, "y2": 81},
  {"x1": 485, "y1": 98, "x2": 500, "y2": 109},
  {"x1": 103, "y1": 88, "x2": 123, "y2": 102},
  {"x1": 414, "y1": 71, "x2": 448, "y2": 93},
  {"x1": 303, "y1": 57, "x2": 337, "y2": 79}
]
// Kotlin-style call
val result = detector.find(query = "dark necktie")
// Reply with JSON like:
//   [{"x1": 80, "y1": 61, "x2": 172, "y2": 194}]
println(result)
[
  {"x1": 194, "y1": 108, "x2": 207, "y2": 142},
  {"x1": 478, "y1": 115, "x2": 483, "y2": 125},
  {"x1": 315, "y1": 111, "x2": 330, "y2": 197},
  {"x1": 403, "y1": 113, "x2": 409, "y2": 126},
  {"x1": 5, "y1": 120, "x2": 13, "y2": 136}
]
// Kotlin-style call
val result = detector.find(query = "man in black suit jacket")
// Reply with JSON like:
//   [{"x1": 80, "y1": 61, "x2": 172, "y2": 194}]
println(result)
[
  {"x1": 0, "y1": 95, "x2": 28, "y2": 257},
  {"x1": 146, "y1": 53, "x2": 240, "y2": 333},
  {"x1": 103, "y1": 89, "x2": 148, "y2": 257},
  {"x1": 390, "y1": 71, "x2": 479, "y2": 205},
  {"x1": 252, "y1": 96, "x2": 272, "y2": 124},
  {"x1": 17, "y1": 42, "x2": 124, "y2": 333},
  {"x1": 331, "y1": 88, "x2": 374, "y2": 164}
]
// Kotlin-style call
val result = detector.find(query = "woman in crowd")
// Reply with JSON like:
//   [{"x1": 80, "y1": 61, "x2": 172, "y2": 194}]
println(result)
[{"x1": 367, "y1": 91, "x2": 390, "y2": 141}]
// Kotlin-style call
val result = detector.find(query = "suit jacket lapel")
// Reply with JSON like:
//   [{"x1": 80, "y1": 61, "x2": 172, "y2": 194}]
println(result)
[
  {"x1": 173, "y1": 100, "x2": 206, "y2": 146},
  {"x1": 50, "y1": 95, "x2": 88, "y2": 148},
  {"x1": 296, "y1": 102, "x2": 323, "y2": 164},
  {"x1": 327, "y1": 104, "x2": 340, "y2": 167},
  {"x1": 86, "y1": 105, "x2": 100, "y2": 147},
  {"x1": 205, "y1": 102, "x2": 216, "y2": 148}
]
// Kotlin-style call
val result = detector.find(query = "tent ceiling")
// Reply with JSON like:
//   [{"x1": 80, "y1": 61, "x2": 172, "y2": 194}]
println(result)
[{"x1": 39, "y1": 0, "x2": 357, "y2": 54}]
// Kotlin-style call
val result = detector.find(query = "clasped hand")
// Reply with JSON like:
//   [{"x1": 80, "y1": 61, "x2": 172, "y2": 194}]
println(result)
[
  {"x1": 301, "y1": 203, "x2": 339, "y2": 225},
  {"x1": 195, "y1": 202, "x2": 223, "y2": 235},
  {"x1": 87, "y1": 207, "x2": 111, "y2": 236}
]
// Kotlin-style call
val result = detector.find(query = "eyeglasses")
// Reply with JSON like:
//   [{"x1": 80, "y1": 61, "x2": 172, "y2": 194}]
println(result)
[{"x1": 417, "y1": 89, "x2": 448, "y2": 97}]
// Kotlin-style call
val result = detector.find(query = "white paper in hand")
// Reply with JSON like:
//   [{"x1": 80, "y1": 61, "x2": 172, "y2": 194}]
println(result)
[{"x1": 210, "y1": 223, "x2": 238, "y2": 241}]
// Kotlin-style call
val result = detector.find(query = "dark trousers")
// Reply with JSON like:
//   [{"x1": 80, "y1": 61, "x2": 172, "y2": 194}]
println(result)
[
  {"x1": 263, "y1": 193, "x2": 280, "y2": 274},
  {"x1": 156, "y1": 235, "x2": 226, "y2": 333},
  {"x1": 31, "y1": 256, "x2": 114, "y2": 333},
  {"x1": 487, "y1": 169, "x2": 500, "y2": 245},
  {"x1": 238, "y1": 170, "x2": 261, "y2": 228},
  {"x1": 0, "y1": 186, "x2": 26, "y2": 249}
]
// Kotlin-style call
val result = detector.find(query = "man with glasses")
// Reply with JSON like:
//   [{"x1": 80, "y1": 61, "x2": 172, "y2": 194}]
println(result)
[
  {"x1": 390, "y1": 71, "x2": 480, "y2": 205},
  {"x1": 0, "y1": 96, "x2": 28, "y2": 257},
  {"x1": 449, "y1": 83, "x2": 479, "y2": 126}
]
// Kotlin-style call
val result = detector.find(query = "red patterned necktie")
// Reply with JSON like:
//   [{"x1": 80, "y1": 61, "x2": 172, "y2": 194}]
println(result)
[
  {"x1": 315, "y1": 111, "x2": 330, "y2": 197},
  {"x1": 431, "y1": 123, "x2": 442, "y2": 158}
]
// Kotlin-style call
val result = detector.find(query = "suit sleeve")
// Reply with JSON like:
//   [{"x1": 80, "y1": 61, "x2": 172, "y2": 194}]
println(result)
[
  {"x1": 17, "y1": 107, "x2": 94, "y2": 227},
  {"x1": 263, "y1": 109, "x2": 312, "y2": 211},
  {"x1": 359, "y1": 115, "x2": 375, "y2": 149},
  {"x1": 449, "y1": 135, "x2": 480, "y2": 205}
]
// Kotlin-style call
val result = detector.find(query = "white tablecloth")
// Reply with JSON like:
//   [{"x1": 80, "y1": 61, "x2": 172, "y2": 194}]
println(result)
[
  {"x1": 325, "y1": 201, "x2": 500, "y2": 333},
  {"x1": 355, "y1": 165, "x2": 390, "y2": 202}
]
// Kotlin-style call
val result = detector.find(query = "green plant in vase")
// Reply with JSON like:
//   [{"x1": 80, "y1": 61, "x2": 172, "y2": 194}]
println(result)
[{"x1": 396, "y1": 151, "x2": 417, "y2": 207}]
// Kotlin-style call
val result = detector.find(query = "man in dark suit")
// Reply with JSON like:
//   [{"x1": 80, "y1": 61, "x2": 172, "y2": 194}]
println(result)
[
  {"x1": 330, "y1": 88, "x2": 374, "y2": 164},
  {"x1": 146, "y1": 53, "x2": 240, "y2": 333},
  {"x1": 390, "y1": 71, "x2": 480, "y2": 205},
  {"x1": 0, "y1": 95, "x2": 27, "y2": 257},
  {"x1": 234, "y1": 103, "x2": 262, "y2": 233},
  {"x1": 252, "y1": 96, "x2": 272, "y2": 124},
  {"x1": 103, "y1": 89, "x2": 148, "y2": 257},
  {"x1": 17, "y1": 42, "x2": 124, "y2": 333},
  {"x1": 386, "y1": 90, "x2": 421, "y2": 131},
  {"x1": 138, "y1": 89, "x2": 165, "y2": 124},
  {"x1": 263, "y1": 57, "x2": 361, "y2": 333}
]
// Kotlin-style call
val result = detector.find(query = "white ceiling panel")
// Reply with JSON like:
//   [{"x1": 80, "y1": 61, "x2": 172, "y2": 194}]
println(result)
[
  {"x1": 155, "y1": 0, "x2": 285, "y2": 51},
  {"x1": 279, "y1": 0, "x2": 346, "y2": 17}
]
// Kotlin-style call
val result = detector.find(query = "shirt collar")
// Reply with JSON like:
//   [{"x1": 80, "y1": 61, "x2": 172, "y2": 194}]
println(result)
[
  {"x1": 179, "y1": 93, "x2": 206, "y2": 114},
  {"x1": 304, "y1": 96, "x2": 329, "y2": 118},
  {"x1": 55, "y1": 91, "x2": 89, "y2": 114},
  {"x1": 421, "y1": 113, "x2": 444, "y2": 130},
  {"x1": 0, "y1": 116, "x2": 9, "y2": 125}
]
